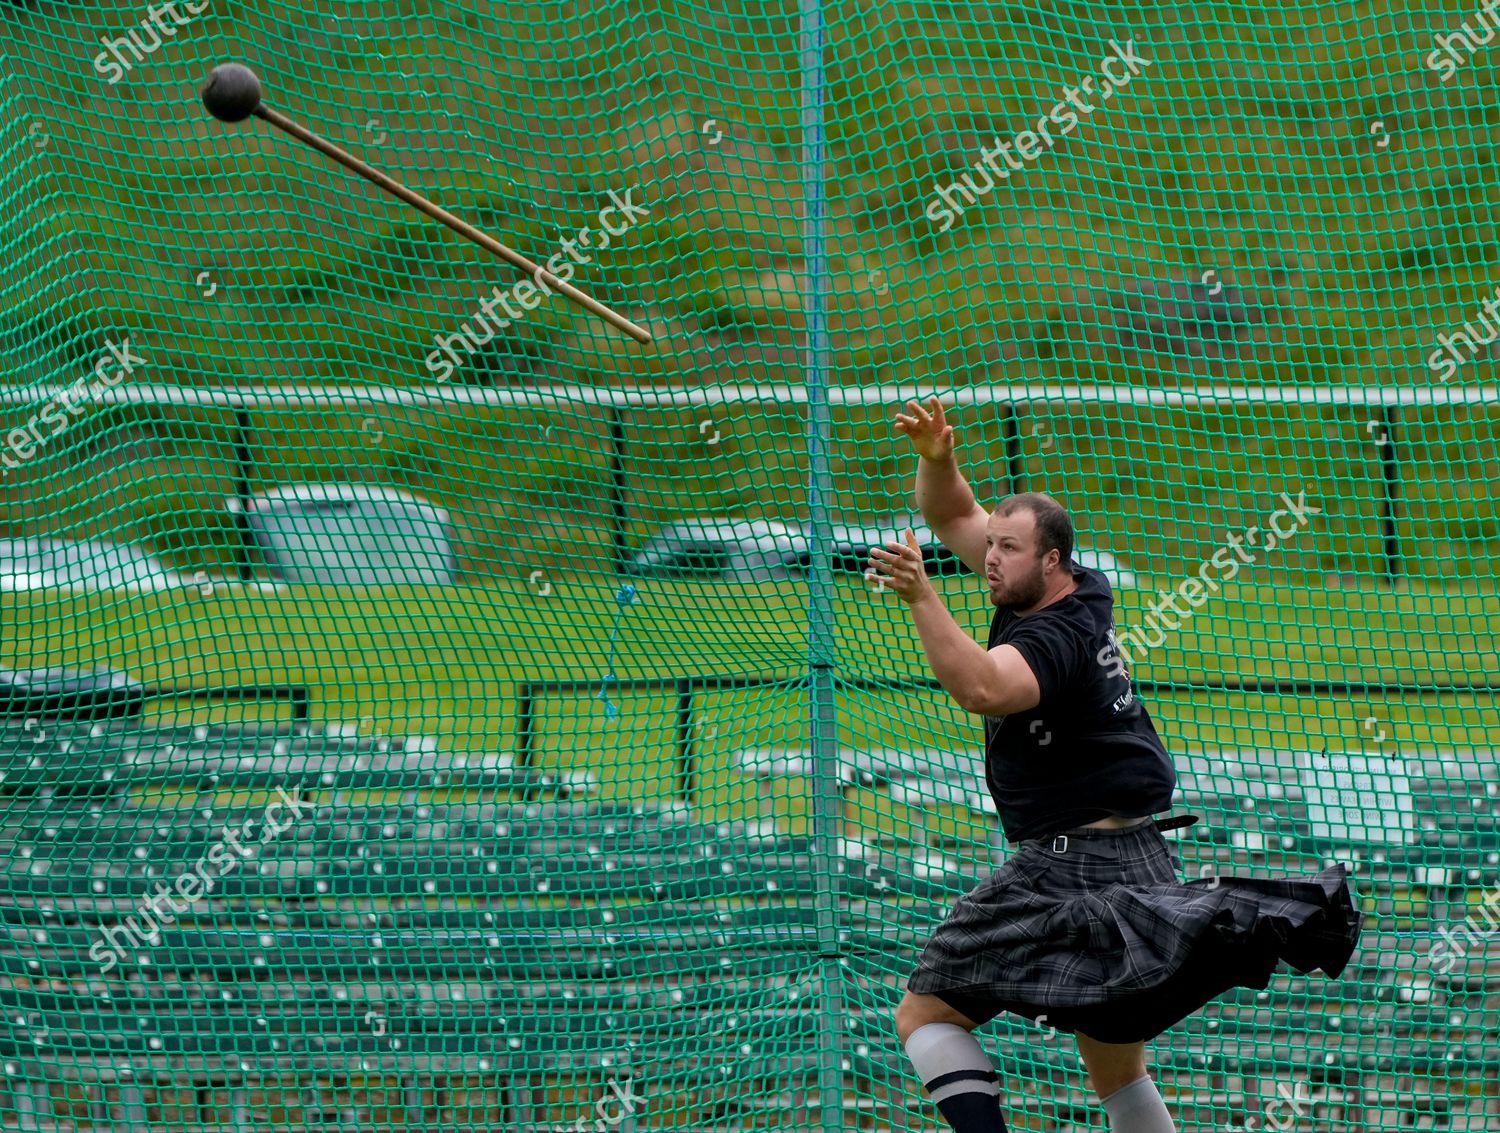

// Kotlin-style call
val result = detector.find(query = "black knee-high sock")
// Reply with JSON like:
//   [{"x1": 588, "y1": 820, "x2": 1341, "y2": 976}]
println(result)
[{"x1": 904, "y1": 1022, "x2": 1009, "y2": 1133}]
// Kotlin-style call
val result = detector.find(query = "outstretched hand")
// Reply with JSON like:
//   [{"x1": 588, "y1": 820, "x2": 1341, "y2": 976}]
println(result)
[
  {"x1": 893, "y1": 396, "x2": 955, "y2": 461},
  {"x1": 866, "y1": 528, "x2": 937, "y2": 606}
]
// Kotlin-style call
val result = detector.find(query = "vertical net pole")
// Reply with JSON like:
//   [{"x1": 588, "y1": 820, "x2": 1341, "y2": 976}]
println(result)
[{"x1": 799, "y1": 0, "x2": 844, "y2": 1125}]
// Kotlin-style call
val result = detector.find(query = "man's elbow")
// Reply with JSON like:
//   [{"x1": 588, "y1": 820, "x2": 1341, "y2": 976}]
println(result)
[{"x1": 960, "y1": 684, "x2": 1010, "y2": 717}]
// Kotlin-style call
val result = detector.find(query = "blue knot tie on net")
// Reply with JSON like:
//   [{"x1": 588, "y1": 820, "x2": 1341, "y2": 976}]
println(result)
[{"x1": 598, "y1": 583, "x2": 640, "y2": 720}]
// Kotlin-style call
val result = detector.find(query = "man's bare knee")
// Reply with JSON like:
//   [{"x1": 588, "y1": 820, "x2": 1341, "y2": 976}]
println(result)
[
  {"x1": 1073, "y1": 1031, "x2": 1147, "y2": 1098},
  {"x1": 895, "y1": 990, "x2": 979, "y2": 1045}
]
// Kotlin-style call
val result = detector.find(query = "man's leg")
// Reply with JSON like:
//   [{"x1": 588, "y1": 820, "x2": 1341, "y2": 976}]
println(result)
[
  {"x1": 1074, "y1": 1032, "x2": 1176, "y2": 1132},
  {"x1": 896, "y1": 990, "x2": 1007, "y2": 1132}
]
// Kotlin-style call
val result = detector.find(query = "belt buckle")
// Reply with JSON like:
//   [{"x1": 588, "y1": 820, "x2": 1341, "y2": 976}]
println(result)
[{"x1": 1051, "y1": 834, "x2": 1068, "y2": 853}]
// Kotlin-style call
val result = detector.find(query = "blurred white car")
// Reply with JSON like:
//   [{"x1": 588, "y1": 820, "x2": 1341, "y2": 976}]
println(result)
[
  {"x1": 228, "y1": 482, "x2": 454, "y2": 585},
  {"x1": 0, "y1": 536, "x2": 186, "y2": 592},
  {"x1": 625, "y1": 518, "x2": 807, "y2": 582},
  {"x1": 626, "y1": 516, "x2": 1135, "y2": 587}
]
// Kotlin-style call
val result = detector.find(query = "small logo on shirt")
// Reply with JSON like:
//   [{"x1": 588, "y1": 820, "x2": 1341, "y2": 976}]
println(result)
[{"x1": 1109, "y1": 687, "x2": 1135, "y2": 715}]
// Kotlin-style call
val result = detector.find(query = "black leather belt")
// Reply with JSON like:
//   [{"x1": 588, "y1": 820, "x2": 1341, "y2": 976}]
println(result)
[
  {"x1": 1154, "y1": 813, "x2": 1200, "y2": 831},
  {"x1": 1047, "y1": 814, "x2": 1200, "y2": 853}
]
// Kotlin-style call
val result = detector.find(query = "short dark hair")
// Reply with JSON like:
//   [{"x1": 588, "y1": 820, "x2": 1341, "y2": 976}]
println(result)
[{"x1": 993, "y1": 492, "x2": 1074, "y2": 566}]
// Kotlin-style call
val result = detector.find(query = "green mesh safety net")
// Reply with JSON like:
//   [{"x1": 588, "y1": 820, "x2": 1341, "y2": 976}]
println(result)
[{"x1": 0, "y1": 1, "x2": 1497, "y2": 1130}]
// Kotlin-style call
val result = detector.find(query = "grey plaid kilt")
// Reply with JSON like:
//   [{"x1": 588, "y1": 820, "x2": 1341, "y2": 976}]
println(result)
[{"x1": 906, "y1": 821, "x2": 1363, "y2": 1044}]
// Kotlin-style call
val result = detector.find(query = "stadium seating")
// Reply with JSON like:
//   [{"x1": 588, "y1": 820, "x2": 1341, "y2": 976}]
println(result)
[{"x1": 1, "y1": 719, "x2": 1496, "y2": 1129}]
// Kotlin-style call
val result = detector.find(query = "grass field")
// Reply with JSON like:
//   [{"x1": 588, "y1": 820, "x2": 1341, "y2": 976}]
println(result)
[{"x1": 10, "y1": 571, "x2": 1494, "y2": 836}]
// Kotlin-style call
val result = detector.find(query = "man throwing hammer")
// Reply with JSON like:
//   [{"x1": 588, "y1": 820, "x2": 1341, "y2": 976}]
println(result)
[{"x1": 862, "y1": 396, "x2": 1362, "y2": 1133}]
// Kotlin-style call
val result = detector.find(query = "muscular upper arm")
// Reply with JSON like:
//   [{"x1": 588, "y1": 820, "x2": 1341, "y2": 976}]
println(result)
[
  {"x1": 930, "y1": 504, "x2": 990, "y2": 577},
  {"x1": 968, "y1": 644, "x2": 1042, "y2": 716}
]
